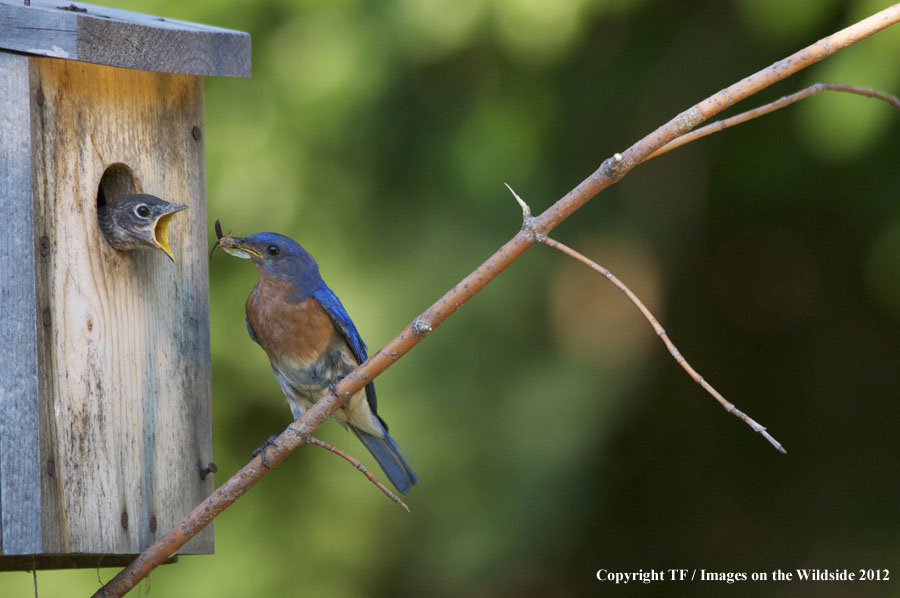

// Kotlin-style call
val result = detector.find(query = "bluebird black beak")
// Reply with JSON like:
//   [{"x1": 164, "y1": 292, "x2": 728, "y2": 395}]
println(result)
[{"x1": 213, "y1": 236, "x2": 263, "y2": 260}]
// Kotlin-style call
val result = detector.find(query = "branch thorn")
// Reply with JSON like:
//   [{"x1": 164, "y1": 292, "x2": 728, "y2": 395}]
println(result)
[{"x1": 505, "y1": 182, "x2": 532, "y2": 221}]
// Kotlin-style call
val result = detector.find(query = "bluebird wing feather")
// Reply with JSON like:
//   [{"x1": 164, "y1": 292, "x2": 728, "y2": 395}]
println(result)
[
  {"x1": 311, "y1": 287, "x2": 366, "y2": 361},
  {"x1": 312, "y1": 286, "x2": 380, "y2": 414},
  {"x1": 311, "y1": 288, "x2": 418, "y2": 491}
]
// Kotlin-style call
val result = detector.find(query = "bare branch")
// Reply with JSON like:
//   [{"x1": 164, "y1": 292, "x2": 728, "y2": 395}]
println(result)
[
  {"x1": 648, "y1": 83, "x2": 900, "y2": 160},
  {"x1": 308, "y1": 437, "x2": 410, "y2": 512},
  {"x1": 93, "y1": 6, "x2": 900, "y2": 596},
  {"x1": 540, "y1": 237, "x2": 786, "y2": 454}
]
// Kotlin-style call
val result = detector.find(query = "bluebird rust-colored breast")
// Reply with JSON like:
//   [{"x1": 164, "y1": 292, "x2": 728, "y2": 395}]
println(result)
[{"x1": 245, "y1": 271, "x2": 339, "y2": 365}]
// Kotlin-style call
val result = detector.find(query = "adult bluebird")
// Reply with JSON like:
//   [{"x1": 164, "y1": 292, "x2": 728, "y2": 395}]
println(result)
[{"x1": 215, "y1": 232, "x2": 418, "y2": 494}]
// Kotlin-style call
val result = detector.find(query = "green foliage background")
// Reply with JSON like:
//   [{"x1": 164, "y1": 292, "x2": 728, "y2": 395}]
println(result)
[{"x1": 5, "y1": 0, "x2": 900, "y2": 596}]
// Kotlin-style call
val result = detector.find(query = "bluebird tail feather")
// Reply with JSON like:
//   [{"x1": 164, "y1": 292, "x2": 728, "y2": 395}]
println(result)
[{"x1": 351, "y1": 428, "x2": 419, "y2": 495}]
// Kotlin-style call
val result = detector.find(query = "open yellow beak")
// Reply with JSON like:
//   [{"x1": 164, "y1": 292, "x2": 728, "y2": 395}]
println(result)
[{"x1": 152, "y1": 206, "x2": 189, "y2": 262}]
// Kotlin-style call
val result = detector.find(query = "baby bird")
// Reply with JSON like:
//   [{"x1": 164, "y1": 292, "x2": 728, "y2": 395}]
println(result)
[{"x1": 98, "y1": 193, "x2": 188, "y2": 262}]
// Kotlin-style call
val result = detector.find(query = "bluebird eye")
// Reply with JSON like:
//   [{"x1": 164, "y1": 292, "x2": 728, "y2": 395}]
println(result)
[
  {"x1": 267, "y1": 245, "x2": 280, "y2": 256},
  {"x1": 134, "y1": 204, "x2": 151, "y2": 218}
]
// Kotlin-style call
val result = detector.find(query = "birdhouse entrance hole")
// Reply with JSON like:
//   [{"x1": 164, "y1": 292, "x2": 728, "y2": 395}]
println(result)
[{"x1": 97, "y1": 162, "x2": 141, "y2": 209}]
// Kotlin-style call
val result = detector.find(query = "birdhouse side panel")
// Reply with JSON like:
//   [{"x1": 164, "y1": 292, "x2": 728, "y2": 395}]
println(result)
[
  {"x1": 0, "y1": 51, "x2": 43, "y2": 556},
  {"x1": 29, "y1": 57, "x2": 213, "y2": 556}
]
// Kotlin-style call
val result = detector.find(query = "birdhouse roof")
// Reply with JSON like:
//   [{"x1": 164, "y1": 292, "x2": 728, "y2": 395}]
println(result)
[{"x1": 0, "y1": 0, "x2": 250, "y2": 76}]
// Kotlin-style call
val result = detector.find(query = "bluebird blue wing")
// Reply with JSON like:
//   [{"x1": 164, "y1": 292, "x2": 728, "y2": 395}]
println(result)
[
  {"x1": 311, "y1": 286, "x2": 379, "y2": 414},
  {"x1": 312, "y1": 287, "x2": 419, "y2": 493},
  {"x1": 311, "y1": 286, "x2": 368, "y2": 363}
]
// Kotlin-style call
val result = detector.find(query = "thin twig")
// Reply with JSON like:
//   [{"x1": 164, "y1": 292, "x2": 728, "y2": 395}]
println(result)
[
  {"x1": 93, "y1": 6, "x2": 900, "y2": 596},
  {"x1": 308, "y1": 437, "x2": 410, "y2": 512},
  {"x1": 506, "y1": 180, "x2": 787, "y2": 451},
  {"x1": 648, "y1": 83, "x2": 900, "y2": 160},
  {"x1": 540, "y1": 235, "x2": 786, "y2": 454}
]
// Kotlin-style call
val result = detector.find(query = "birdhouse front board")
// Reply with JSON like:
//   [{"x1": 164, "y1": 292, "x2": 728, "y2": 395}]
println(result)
[{"x1": 0, "y1": 0, "x2": 250, "y2": 570}]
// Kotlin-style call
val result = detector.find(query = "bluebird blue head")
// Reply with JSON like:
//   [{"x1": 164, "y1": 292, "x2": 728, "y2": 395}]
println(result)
[{"x1": 214, "y1": 232, "x2": 323, "y2": 290}]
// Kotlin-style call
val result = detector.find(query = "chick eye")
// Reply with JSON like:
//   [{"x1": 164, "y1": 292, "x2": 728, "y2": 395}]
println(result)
[
  {"x1": 134, "y1": 204, "x2": 151, "y2": 218},
  {"x1": 267, "y1": 244, "x2": 280, "y2": 256}
]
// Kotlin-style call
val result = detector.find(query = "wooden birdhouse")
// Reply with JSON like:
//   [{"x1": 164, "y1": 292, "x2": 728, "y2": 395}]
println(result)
[{"x1": 0, "y1": 0, "x2": 250, "y2": 570}]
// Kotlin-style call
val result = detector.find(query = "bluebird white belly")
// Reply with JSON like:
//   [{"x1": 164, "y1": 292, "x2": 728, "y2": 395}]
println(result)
[{"x1": 272, "y1": 349, "x2": 384, "y2": 437}]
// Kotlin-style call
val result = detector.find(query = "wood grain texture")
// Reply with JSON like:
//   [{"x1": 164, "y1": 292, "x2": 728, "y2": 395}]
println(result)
[
  {"x1": 0, "y1": 51, "x2": 43, "y2": 556},
  {"x1": 28, "y1": 56, "x2": 214, "y2": 556},
  {"x1": 0, "y1": 0, "x2": 250, "y2": 77}
]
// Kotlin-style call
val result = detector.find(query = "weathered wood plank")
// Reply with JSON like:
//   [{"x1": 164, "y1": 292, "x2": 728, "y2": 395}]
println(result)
[
  {"x1": 0, "y1": 0, "x2": 250, "y2": 77},
  {"x1": 30, "y1": 56, "x2": 214, "y2": 555},
  {"x1": 0, "y1": 51, "x2": 43, "y2": 556}
]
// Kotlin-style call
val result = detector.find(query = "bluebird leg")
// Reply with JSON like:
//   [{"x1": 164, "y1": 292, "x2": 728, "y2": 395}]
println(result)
[{"x1": 252, "y1": 429, "x2": 286, "y2": 469}]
